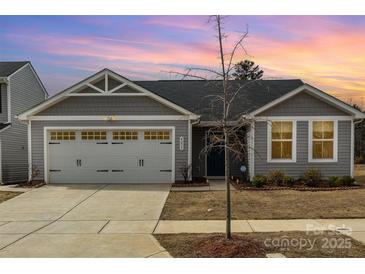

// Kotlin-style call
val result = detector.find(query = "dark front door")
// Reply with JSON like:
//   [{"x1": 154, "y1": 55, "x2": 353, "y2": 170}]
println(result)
[{"x1": 206, "y1": 133, "x2": 225, "y2": 176}]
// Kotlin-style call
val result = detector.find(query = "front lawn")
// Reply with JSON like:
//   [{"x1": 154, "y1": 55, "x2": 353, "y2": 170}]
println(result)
[
  {"x1": 0, "y1": 191, "x2": 21, "y2": 204},
  {"x1": 154, "y1": 232, "x2": 365, "y2": 258},
  {"x1": 161, "y1": 189, "x2": 365, "y2": 220}
]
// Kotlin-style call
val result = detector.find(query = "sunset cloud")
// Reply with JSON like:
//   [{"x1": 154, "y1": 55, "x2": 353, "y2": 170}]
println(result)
[{"x1": 0, "y1": 16, "x2": 364, "y2": 108}]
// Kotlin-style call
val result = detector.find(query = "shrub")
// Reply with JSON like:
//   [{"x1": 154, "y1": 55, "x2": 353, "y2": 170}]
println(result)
[
  {"x1": 341, "y1": 176, "x2": 356, "y2": 186},
  {"x1": 303, "y1": 168, "x2": 321, "y2": 187},
  {"x1": 251, "y1": 175, "x2": 267, "y2": 188},
  {"x1": 267, "y1": 170, "x2": 285, "y2": 186},
  {"x1": 283, "y1": 176, "x2": 295, "y2": 187},
  {"x1": 328, "y1": 176, "x2": 340, "y2": 187}
]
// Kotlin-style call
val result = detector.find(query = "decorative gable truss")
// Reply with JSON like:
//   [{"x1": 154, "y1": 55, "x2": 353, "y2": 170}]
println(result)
[
  {"x1": 18, "y1": 69, "x2": 200, "y2": 120},
  {"x1": 68, "y1": 72, "x2": 143, "y2": 96}
]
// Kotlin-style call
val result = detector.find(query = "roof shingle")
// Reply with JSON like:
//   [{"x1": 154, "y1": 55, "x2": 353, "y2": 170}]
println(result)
[
  {"x1": 136, "y1": 79, "x2": 304, "y2": 120},
  {"x1": 0, "y1": 61, "x2": 29, "y2": 77}
]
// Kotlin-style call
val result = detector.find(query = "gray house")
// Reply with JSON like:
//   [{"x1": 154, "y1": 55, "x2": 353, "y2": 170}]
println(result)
[
  {"x1": 18, "y1": 68, "x2": 364, "y2": 184},
  {"x1": 0, "y1": 62, "x2": 47, "y2": 184}
]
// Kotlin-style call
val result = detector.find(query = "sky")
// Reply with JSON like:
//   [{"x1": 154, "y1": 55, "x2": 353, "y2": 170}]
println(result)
[{"x1": 0, "y1": 15, "x2": 364, "y2": 108}]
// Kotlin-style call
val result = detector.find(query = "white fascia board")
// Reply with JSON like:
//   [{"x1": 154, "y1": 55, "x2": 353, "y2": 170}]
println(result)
[
  {"x1": 18, "y1": 69, "x2": 113, "y2": 120},
  {"x1": 19, "y1": 68, "x2": 197, "y2": 120},
  {"x1": 0, "y1": 77, "x2": 8, "y2": 83},
  {"x1": 28, "y1": 115, "x2": 195, "y2": 121},
  {"x1": 105, "y1": 69, "x2": 195, "y2": 116},
  {"x1": 249, "y1": 84, "x2": 365, "y2": 119}
]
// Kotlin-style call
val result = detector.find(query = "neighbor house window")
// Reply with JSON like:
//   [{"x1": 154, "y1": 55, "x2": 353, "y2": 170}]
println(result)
[
  {"x1": 113, "y1": 131, "x2": 138, "y2": 140},
  {"x1": 269, "y1": 121, "x2": 295, "y2": 161},
  {"x1": 144, "y1": 131, "x2": 170, "y2": 140},
  {"x1": 81, "y1": 131, "x2": 107, "y2": 140},
  {"x1": 310, "y1": 121, "x2": 336, "y2": 161},
  {"x1": 50, "y1": 131, "x2": 76, "y2": 141}
]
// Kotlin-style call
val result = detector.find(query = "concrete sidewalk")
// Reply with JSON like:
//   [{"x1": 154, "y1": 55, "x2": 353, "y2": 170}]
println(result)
[{"x1": 154, "y1": 219, "x2": 365, "y2": 244}]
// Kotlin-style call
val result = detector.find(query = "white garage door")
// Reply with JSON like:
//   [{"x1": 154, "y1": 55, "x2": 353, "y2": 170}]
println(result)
[{"x1": 47, "y1": 129, "x2": 173, "y2": 184}]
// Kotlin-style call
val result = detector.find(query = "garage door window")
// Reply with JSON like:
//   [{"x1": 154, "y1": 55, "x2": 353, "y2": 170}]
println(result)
[
  {"x1": 113, "y1": 131, "x2": 138, "y2": 140},
  {"x1": 144, "y1": 131, "x2": 170, "y2": 140},
  {"x1": 81, "y1": 131, "x2": 107, "y2": 140},
  {"x1": 50, "y1": 131, "x2": 76, "y2": 140}
]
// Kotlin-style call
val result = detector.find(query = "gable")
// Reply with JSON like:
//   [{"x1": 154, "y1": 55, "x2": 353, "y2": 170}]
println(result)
[
  {"x1": 35, "y1": 96, "x2": 181, "y2": 116},
  {"x1": 18, "y1": 69, "x2": 198, "y2": 120},
  {"x1": 257, "y1": 90, "x2": 351, "y2": 116}
]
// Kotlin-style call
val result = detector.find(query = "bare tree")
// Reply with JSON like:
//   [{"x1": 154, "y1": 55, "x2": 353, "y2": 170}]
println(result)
[{"x1": 167, "y1": 15, "x2": 256, "y2": 239}]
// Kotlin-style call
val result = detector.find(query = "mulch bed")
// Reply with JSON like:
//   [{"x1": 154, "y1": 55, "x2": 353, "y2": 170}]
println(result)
[
  {"x1": 192, "y1": 235, "x2": 268, "y2": 258},
  {"x1": 172, "y1": 182, "x2": 209, "y2": 187},
  {"x1": 16, "y1": 180, "x2": 46, "y2": 188},
  {"x1": 155, "y1": 232, "x2": 365, "y2": 258},
  {"x1": 230, "y1": 180, "x2": 364, "y2": 192}
]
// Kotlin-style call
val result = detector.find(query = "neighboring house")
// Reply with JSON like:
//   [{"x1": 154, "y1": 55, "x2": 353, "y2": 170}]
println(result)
[
  {"x1": 0, "y1": 62, "x2": 47, "y2": 184},
  {"x1": 18, "y1": 68, "x2": 365, "y2": 184}
]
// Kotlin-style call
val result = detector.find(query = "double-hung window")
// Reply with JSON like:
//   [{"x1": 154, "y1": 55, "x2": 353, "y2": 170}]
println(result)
[
  {"x1": 309, "y1": 120, "x2": 337, "y2": 162},
  {"x1": 268, "y1": 121, "x2": 296, "y2": 162}
]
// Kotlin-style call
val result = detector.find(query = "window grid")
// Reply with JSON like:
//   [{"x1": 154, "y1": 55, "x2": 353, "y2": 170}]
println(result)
[
  {"x1": 312, "y1": 121, "x2": 334, "y2": 159},
  {"x1": 113, "y1": 131, "x2": 138, "y2": 140},
  {"x1": 81, "y1": 131, "x2": 107, "y2": 140},
  {"x1": 144, "y1": 131, "x2": 170, "y2": 140},
  {"x1": 271, "y1": 121, "x2": 293, "y2": 160},
  {"x1": 50, "y1": 131, "x2": 76, "y2": 141}
]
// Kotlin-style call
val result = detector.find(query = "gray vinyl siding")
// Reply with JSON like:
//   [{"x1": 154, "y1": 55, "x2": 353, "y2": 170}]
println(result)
[
  {"x1": 258, "y1": 90, "x2": 350, "y2": 116},
  {"x1": 192, "y1": 127, "x2": 243, "y2": 178},
  {"x1": 253, "y1": 120, "x2": 352, "y2": 178},
  {"x1": 1, "y1": 65, "x2": 45, "y2": 183},
  {"x1": 36, "y1": 96, "x2": 181, "y2": 116},
  {"x1": 0, "y1": 83, "x2": 8, "y2": 122},
  {"x1": 31, "y1": 120, "x2": 188, "y2": 181}
]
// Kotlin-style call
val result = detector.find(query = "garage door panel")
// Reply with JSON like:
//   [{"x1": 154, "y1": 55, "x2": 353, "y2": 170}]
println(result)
[{"x1": 47, "y1": 129, "x2": 173, "y2": 184}]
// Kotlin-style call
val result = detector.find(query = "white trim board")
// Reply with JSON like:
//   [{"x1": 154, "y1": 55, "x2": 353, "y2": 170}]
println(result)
[
  {"x1": 249, "y1": 84, "x2": 365, "y2": 119},
  {"x1": 267, "y1": 120, "x2": 297, "y2": 163},
  {"x1": 308, "y1": 119, "x2": 338, "y2": 163},
  {"x1": 19, "y1": 68, "x2": 197, "y2": 120},
  {"x1": 43, "y1": 126, "x2": 176, "y2": 184},
  {"x1": 27, "y1": 115, "x2": 197, "y2": 121}
]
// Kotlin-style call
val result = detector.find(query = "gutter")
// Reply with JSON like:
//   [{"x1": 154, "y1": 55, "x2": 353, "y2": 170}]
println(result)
[{"x1": 0, "y1": 77, "x2": 8, "y2": 84}]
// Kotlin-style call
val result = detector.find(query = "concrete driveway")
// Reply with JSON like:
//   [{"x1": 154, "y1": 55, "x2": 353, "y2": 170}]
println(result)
[{"x1": 0, "y1": 184, "x2": 171, "y2": 258}]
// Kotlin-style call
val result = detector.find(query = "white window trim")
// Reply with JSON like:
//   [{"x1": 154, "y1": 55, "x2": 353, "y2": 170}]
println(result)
[
  {"x1": 267, "y1": 120, "x2": 297, "y2": 163},
  {"x1": 308, "y1": 120, "x2": 338, "y2": 163}
]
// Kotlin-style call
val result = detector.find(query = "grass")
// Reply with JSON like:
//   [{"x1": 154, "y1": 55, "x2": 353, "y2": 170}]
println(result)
[
  {"x1": 154, "y1": 231, "x2": 365, "y2": 258},
  {"x1": 0, "y1": 191, "x2": 21, "y2": 204},
  {"x1": 161, "y1": 189, "x2": 365, "y2": 220}
]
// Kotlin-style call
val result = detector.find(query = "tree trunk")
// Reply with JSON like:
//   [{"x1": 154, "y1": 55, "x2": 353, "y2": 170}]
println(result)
[{"x1": 224, "y1": 129, "x2": 231, "y2": 239}]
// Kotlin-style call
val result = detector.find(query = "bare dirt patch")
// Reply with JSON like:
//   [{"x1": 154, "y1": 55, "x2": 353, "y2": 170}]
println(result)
[
  {"x1": 161, "y1": 189, "x2": 365, "y2": 220},
  {"x1": 155, "y1": 232, "x2": 365, "y2": 258},
  {"x1": 0, "y1": 191, "x2": 21, "y2": 204}
]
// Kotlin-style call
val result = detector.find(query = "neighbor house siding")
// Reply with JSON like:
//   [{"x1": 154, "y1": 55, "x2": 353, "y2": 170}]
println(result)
[
  {"x1": 258, "y1": 90, "x2": 350, "y2": 116},
  {"x1": 0, "y1": 83, "x2": 8, "y2": 123},
  {"x1": 0, "y1": 65, "x2": 45, "y2": 183},
  {"x1": 36, "y1": 96, "x2": 181, "y2": 116},
  {"x1": 31, "y1": 120, "x2": 189, "y2": 181},
  {"x1": 254, "y1": 120, "x2": 351, "y2": 177}
]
